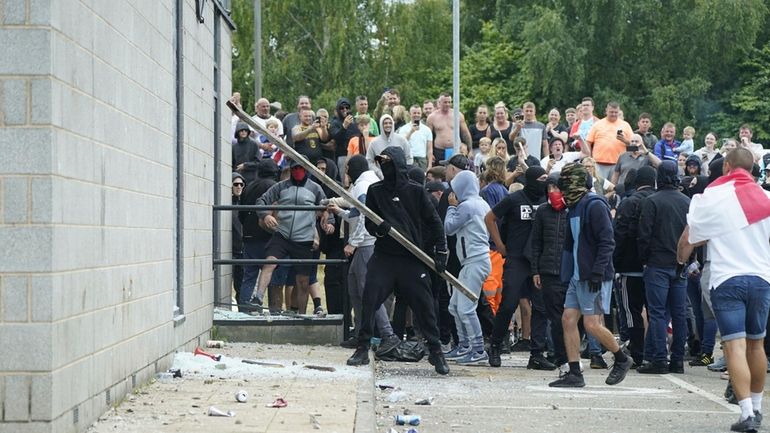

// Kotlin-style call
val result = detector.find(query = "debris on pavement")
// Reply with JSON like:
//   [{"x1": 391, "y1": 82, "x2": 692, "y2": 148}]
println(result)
[
  {"x1": 395, "y1": 414, "x2": 421, "y2": 426},
  {"x1": 304, "y1": 364, "x2": 336, "y2": 372},
  {"x1": 242, "y1": 359, "x2": 285, "y2": 368},
  {"x1": 235, "y1": 390, "x2": 248, "y2": 403},
  {"x1": 414, "y1": 397, "x2": 433, "y2": 405},
  {"x1": 206, "y1": 340, "x2": 225, "y2": 348},
  {"x1": 387, "y1": 391, "x2": 408, "y2": 402},
  {"x1": 207, "y1": 406, "x2": 235, "y2": 417},
  {"x1": 266, "y1": 397, "x2": 288, "y2": 408},
  {"x1": 309, "y1": 413, "x2": 321, "y2": 429},
  {"x1": 193, "y1": 347, "x2": 222, "y2": 361}
]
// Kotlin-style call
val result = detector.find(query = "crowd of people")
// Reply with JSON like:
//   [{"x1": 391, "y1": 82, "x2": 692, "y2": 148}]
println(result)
[{"x1": 229, "y1": 89, "x2": 770, "y2": 432}]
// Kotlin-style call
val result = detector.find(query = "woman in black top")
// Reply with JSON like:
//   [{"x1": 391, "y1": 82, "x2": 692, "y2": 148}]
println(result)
[
  {"x1": 490, "y1": 102, "x2": 514, "y2": 154},
  {"x1": 469, "y1": 104, "x2": 492, "y2": 150}
]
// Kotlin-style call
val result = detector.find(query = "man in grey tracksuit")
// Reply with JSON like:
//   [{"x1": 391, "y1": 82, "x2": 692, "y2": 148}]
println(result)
[
  {"x1": 328, "y1": 155, "x2": 399, "y2": 350},
  {"x1": 443, "y1": 170, "x2": 492, "y2": 365},
  {"x1": 254, "y1": 160, "x2": 334, "y2": 314}
]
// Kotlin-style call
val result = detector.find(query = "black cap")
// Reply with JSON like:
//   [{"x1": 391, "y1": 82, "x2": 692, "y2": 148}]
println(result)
[
  {"x1": 439, "y1": 154, "x2": 470, "y2": 170},
  {"x1": 425, "y1": 181, "x2": 446, "y2": 193}
]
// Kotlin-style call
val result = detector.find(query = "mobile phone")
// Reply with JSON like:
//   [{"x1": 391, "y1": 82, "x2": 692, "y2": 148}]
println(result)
[
  {"x1": 548, "y1": 154, "x2": 554, "y2": 159},
  {"x1": 616, "y1": 129, "x2": 623, "y2": 136},
  {"x1": 626, "y1": 145, "x2": 639, "y2": 152},
  {"x1": 413, "y1": 120, "x2": 419, "y2": 127},
  {"x1": 315, "y1": 116, "x2": 321, "y2": 123}
]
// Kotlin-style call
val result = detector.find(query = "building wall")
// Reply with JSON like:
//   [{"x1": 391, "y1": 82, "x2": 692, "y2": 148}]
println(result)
[{"x1": 0, "y1": 0, "x2": 232, "y2": 431}]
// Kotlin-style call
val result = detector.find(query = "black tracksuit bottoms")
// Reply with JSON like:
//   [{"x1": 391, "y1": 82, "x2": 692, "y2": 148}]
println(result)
[
  {"x1": 491, "y1": 257, "x2": 547, "y2": 354},
  {"x1": 357, "y1": 251, "x2": 441, "y2": 351}
]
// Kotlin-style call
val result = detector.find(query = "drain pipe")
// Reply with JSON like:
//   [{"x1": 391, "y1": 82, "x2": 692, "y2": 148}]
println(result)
[{"x1": 174, "y1": 0, "x2": 185, "y2": 314}]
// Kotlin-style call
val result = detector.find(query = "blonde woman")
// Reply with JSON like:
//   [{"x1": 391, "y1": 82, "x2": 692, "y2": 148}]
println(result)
[{"x1": 581, "y1": 157, "x2": 615, "y2": 197}]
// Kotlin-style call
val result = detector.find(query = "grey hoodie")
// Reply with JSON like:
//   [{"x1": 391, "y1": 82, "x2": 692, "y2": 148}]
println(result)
[
  {"x1": 445, "y1": 170, "x2": 491, "y2": 264},
  {"x1": 366, "y1": 114, "x2": 412, "y2": 169}
]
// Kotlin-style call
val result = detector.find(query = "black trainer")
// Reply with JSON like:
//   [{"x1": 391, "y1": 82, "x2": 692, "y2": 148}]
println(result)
[
  {"x1": 755, "y1": 411, "x2": 763, "y2": 426},
  {"x1": 730, "y1": 415, "x2": 759, "y2": 432},
  {"x1": 511, "y1": 338, "x2": 531, "y2": 352},
  {"x1": 527, "y1": 354, "x2": 557, "y2": 370},
  {"x1": 549, "y1": 371, "x2": 585, "y2": 388},
  {"x1": 606, "y1": 356, "x2": 633, "y2": 385},
  {"x1": 590, "y1": 355, "x2": 608, "y2": 369},
  {"x1": 376, "y1": 334, "x2": 401, "y2": 355},
  {"x1": 637, "y1": 360, "x2": 668, "y2": 374},
  {"x1": 488, "y1": 344, "x2": 502, "y2": 367},
  {"x1": 428, "y1": 349, "x2": 450, "y2": 375},
  {"x1": 339, "y1": 336, "x2": 358, "y2": 349},
  {"x1": 346, "y1": 347, "x2": 370, "y2": 366},
  {"x1": 668, "y1": 360, "x2": 684, "y2": 374}
]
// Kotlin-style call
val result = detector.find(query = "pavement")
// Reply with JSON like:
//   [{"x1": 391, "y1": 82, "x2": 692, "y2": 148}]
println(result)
[{"x1": 87, "y1": 343, "x2": 763, "y2": 433}]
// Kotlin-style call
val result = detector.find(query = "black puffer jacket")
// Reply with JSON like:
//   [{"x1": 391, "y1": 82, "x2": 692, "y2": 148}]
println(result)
[
  {"x1": 529, "y1": 203, "x2": 568, "y2": 276},
  {"x1": 613, "y1": 187, "x2": 655, "y2": 273}
]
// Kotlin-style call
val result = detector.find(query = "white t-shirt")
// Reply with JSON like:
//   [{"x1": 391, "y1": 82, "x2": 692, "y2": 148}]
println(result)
[
  {"x1": 251, "y1": 114, "x2": 284, "y2": 137},
  {"x1": 397, "y1": 123, "x2": 432, "y2": 158},
  {"x1": 699, "y1": 217, "x2": 770, "y2": 289},
  {"x1": 540, "y1": 152, "x2": 582, "y2": 174}
]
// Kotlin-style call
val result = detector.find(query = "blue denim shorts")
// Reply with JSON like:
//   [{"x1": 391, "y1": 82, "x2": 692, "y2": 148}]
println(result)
[
  {"x1": 565, "y1": 278, "x2": 612, "y2": 316},
  {"x1": 711, "y1": 275, "x2": 770, "y2": 341}
]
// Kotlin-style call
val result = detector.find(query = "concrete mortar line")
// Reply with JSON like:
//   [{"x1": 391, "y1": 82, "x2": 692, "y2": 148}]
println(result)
[
  {"x1": 414, "y1": 403, "x2": 734, "y2": 414},
  {"x1": 353, "y1": 357, "x2": 376, "y2": 433},
  {"x1": 663, "y1": 374, "x2": 741, "y2": 414}
]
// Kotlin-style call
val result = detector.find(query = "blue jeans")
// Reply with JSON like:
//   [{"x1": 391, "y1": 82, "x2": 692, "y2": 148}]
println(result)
[
  {"x1": 239, "y1": 238, "x2": 268, "y2": 306},
  {"x1": 686, "y1": 273, "x2": 718, "y2": 354},
  {"x1": 643, "y1": 266, "x2": 687, "y2": 362},
  {"x1": 711, "y1": 276, "x2": 770, "y2": 341}
]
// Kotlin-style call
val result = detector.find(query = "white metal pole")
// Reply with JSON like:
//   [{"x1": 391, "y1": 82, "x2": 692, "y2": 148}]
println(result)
[{"x1": 452, "y1": 0, "x2": 460, "y2": 154}]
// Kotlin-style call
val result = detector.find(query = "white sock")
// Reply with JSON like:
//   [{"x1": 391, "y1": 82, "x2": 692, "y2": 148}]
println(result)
[
  {"x1": 752, "y1": 392, "x2": 763, "y2": 413},
  {"x1": 739, "y1": 398, "x2": 754, "y2": 420}
]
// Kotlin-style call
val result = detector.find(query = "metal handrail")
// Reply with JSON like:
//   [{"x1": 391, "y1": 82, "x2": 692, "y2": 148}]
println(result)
[
  {"x1": 214, "y1": 259, "x2": 347, "y2": 265},
  {"x1": 214, "y1": 205, "x2": 327, "y2": 211}
]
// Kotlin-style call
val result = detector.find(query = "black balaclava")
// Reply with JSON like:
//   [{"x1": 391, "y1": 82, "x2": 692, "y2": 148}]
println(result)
[
  {"x1": 347, "y1": 155, "x2": 368, "y2": 184},
  {"x1": 657, "y1": 160, "x2": 679, "y2": 189},
  {"x1": 523, "y1": 166, "x2": 547, "y2": 201},
  {"x1": 257, "y1": 159, "x2": 280, "y2": 181},
  {"x1": 636, "y1": 166, "x2": 657, "y2": 189},
  {"x1": 408, "y1": 166, "x2": 426, "y2": 185}
]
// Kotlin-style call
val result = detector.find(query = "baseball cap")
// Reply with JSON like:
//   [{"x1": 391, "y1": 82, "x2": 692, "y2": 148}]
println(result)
[
  {"x1": 425, "y1": 181, "x2": 446, "y2": 193},
  {"x1": 439, "y1": 154, "x2": 470, "y2": 170}
]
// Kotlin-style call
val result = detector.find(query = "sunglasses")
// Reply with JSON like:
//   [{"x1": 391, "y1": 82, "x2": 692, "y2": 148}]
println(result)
[{"x1": 233, "y1": 182, "x2": 244, "y2": 187}]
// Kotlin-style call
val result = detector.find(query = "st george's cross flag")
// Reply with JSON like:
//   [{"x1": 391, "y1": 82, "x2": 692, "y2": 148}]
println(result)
[{"x1": 688, "y1": 168, "x2": 770, "y2": 243}]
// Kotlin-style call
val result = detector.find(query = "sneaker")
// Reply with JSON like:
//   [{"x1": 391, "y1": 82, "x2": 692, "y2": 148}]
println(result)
[
  {"x1": 637, "y1": 360, "x2": 669, "y2": 374},
  {"x1": 456, "y1": 350, "x2": 489, "y2": 366},
  {"x1": 730, "y1": 415, "x2": 758, "y2": 432},
  {"x1": 689, "y1": 353, "x2": 715, "y2": 367},
  {"x1": 668, "y1": 360, "x2": 684, "y2": 374},
  {"x1": 549, "y1": 371, "x2": 585, "y2": 388},
  {"x1": 754, "y1": 411, "x2": 763, "y2": 425},
  {"x1": 428, "y1": 349, "x2": 450, "y2": 375},
  {"x1": 721, "y1": 371, "x2": 731, "y2": 380},
  {"x1": 528, "y1": 354, "x2": 557, "y2": 370},
  {"x1": 313, "y1": 306, "x2": 326, "y2": 317},
  {"x1": 376, "y1": 335, "x2": 401, "y2": 355},
  {"x1": 339, "y1": 336, "x2": 358, "y2": 349},
  {"x1": 445, "y1": 345, "x2": 471, "y2": 361},
  {"x1": 488, "y1": 344, "x2": 502, "y2": 368},
  {"x1": 708, "y1": 356, "x2": 727, "y2": 372},
  {"x1": 590, "y1": 355, "x2": 608, "y2": 369},
  {"x1": 346, "y1": 347, "x2": 370, "y2": 366},
  {"x1": 440, "y1": 342, "x2": 454, "y2": 354},
  {"x1": 606, "y1": 357, "x2": 633, "y2": 385},
  {"x1": 511, "y1": 338, "x2": 531, "y2": 352}
]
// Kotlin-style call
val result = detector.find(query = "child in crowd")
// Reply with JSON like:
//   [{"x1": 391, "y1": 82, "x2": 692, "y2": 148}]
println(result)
[
  {"x1": 474, "y1": 137, "x2": 492, "y2": 173},
  {"x1": 259, "y1": 119, "x2": 281, "y2": 160},
  {"x1": 674, "y1": 126, "x2": 695, "y2": 155},
  {"x1": 459, "y1": 143, "x2": 475, "y2": 172}
]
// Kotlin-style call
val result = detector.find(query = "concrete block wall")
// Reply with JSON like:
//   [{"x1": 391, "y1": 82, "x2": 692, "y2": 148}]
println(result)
[{"x1": 0, "y1": 0, "x2": 233, "y2": 432}]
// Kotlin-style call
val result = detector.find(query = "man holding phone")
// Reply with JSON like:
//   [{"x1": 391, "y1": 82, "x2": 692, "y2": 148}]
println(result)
[
  {"x1": 585, "y1": 101, "x2": 634, "y2": 180},
  {"x1": 398, "y1": 105, "x2": 433, "y2": 169},
  {"x1": 611, "y1": 134, "x2": 662, "y2": 186}
]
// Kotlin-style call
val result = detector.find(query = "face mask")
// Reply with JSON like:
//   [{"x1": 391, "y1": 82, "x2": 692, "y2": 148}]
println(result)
[
  {"x1": 290, "y1": 167, "x2": 306, "y2": 182},
  {"x1": 380, "y1": 161, "x2": 396, "y2": 181},
  {"x1": 548, "y1": 191, "x2": 565, "y2": 211}
]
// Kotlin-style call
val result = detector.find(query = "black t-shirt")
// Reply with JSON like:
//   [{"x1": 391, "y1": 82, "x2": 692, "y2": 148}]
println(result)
[
  {"x1": 506, "y1": 155, "x2": 542, "y2": 184},
  {"x1": 490, "y1": 123, "x2": 514, "y2": 154},
  {"x1": 293, "y1": 125, "x2": 323, "y2": 163},
  {"x1": 492, "y1": 190, "x2": 545, "y2": 259}
]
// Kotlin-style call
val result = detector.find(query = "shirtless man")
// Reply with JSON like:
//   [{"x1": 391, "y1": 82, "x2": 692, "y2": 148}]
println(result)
[{"x1": 427, "y1": 92, "x2": 472, "y2": 164}]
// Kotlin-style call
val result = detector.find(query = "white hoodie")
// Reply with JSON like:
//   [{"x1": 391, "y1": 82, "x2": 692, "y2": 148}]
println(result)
[{"x1": 337, "y1": 170, "x2": 380, "y2": 247}]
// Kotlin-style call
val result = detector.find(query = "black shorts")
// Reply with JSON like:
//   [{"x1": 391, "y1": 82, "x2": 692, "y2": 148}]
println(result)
[{"x1": 265, "y1": 233, "x2": 314, "y2": 275}]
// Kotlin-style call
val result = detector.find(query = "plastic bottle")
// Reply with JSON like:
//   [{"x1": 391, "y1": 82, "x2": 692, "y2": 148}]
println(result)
[{"x1": 395, "y1": 415, "x2": 421, "y2": 426}]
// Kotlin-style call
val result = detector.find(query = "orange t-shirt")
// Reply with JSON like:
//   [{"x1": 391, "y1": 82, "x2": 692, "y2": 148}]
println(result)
[
  {"x1": 347, "y1": 136, "x2": 374, "y2": 157},
  {"x1": 586, "y1": 118, "x2": 633, "y2": 164}
]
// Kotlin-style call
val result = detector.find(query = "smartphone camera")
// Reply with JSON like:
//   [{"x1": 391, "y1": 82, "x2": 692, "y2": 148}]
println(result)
[
  {"x1": 626, "y1": 145, "x2": 639, "y2": 152},
  {"x1": 616, "y1": 129, "x2": 623, "y2": 136}
]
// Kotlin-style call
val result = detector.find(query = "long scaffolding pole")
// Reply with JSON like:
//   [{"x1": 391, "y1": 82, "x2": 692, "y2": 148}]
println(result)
[{"x1": 225, "y1": 100, "x2": 477, "y2": 302}]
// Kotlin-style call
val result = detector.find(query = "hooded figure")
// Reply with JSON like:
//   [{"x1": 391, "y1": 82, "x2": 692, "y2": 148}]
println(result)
[
  {"x1": 681, "y1": 155, "x2": 709, "y2": 197},
  {"x1": 232, "y1": 121, "x2": 260, "y2": 168},
  {"x1": 656, "y1": 160, "x2": 680, "y2": 189},
  {"x1": 366, "y1": 114, "x2": 412, "y2": 168},
  {"x1": 558, "y1": 163, "x2": 591, "y2": 208},
  {"x1": 408, "y1": 166, "x2": 426, "y2": 185},
  {"x1": 347, "y1": 154, "x2": 370, "y2": 185},
  {"x1": 523, "y1": 166, "x2": 548, "y2": 202},
  {"x1": 329, "y1": 97, "x2": 360, "y2": 164}
]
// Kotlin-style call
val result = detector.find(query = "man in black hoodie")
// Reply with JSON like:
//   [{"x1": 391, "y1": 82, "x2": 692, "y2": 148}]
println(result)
[
  {"x1": 346, "y1": 146, "x2": 450, "y2": 375},
  {"x1": 613, "y1": 166, "x2": 657, "y2": 365},
  {"x1": 637, "y1": 161, "x2": 691, "y2": 374},
  {"x1": 485, "y1": 166, "x2": 555, "y2": 370},
  {"x1": 232, "y1": 121, "x2": 260, "y2": 171},
  {"x1": 329, "y1": 98, "x2": 360, "y2": 174}
]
